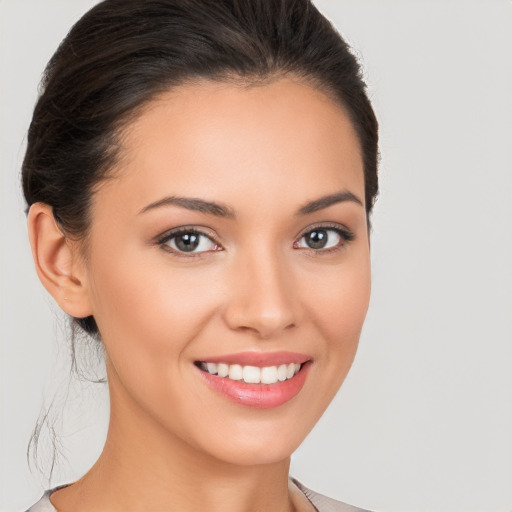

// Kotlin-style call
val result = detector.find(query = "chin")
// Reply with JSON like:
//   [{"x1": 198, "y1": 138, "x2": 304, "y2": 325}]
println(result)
[
  {"x1": 208, "y1": 439, "x2": 299, "y2": 467},
  {"x1": 187, "y1": 415, "x2": 313, "y2": 467}
]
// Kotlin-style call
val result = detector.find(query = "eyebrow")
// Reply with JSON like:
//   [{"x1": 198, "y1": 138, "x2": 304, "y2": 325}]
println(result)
[
  {"x1": 139, "y1": 189, "x2": 363, "y2": 218},
  {"x1": 139, "y1": 196, "x2": 236, "y2": 218},
  {"x1": 295, "y1": 190, "x2": 363, "y2": 215}
]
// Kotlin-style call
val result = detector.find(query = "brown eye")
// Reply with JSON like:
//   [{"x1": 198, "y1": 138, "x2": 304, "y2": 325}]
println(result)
[
  {"x1": 174, "y1": 232, "x2": 200, "y2": 252},
  {"x1": 161, "y1": 230, "x2": 219, "y2": 254},
  {"x1": 295, "y1": 226, "x2": 353, "y2": 251},
  {"x1": 304, "y1": 229, "x2": 330, "y2": 249}
]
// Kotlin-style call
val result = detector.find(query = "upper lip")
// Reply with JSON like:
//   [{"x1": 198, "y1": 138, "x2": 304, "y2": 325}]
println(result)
[{"x1": 196, "y1": 351, "x2": 311, "y2": 367}]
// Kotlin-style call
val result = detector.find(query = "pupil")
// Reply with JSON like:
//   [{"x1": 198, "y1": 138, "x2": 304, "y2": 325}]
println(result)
[
  {"x1": 306, "y1": 230, "x2": 327, "y2": 249},
  {"x1": 176, "y1": 233, "x2": 199, "y2": 252}
]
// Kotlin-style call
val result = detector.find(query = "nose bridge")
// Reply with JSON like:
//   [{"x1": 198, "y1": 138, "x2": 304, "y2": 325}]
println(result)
[{"x1": 223, "y1": 240, "x2": 297, "y2": 338}]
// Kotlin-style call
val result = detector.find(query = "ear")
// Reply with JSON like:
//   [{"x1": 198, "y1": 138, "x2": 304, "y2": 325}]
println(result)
[{"x1": 27, "y1": 202, "x2": 93, "y2": 319}]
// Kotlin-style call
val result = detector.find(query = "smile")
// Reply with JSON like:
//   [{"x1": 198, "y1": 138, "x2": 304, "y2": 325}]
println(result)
[
  {"x1": 196, "y1": 361, "x2": 302, "y2": 384},
  {"x1": 194, "y1": 352, "x2": 312, "y2": 408}
]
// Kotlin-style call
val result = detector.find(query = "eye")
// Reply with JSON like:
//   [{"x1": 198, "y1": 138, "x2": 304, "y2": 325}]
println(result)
[
  {"x1": 295, "y1": 225, "x2": 354, "y2": 252},
  {"x1": 158, "y1": 228, "x2": 220, "y2": 255}
]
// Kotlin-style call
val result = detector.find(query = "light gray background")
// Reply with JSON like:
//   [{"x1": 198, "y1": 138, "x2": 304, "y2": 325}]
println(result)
[{"x1": 1, "y1": 1, "x2": 510, "y2": 511}]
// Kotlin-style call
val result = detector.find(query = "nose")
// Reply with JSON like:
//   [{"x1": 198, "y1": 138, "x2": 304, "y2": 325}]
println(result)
[{"x1": 222, "y1": 247, "x2": 298, "y2": 339}]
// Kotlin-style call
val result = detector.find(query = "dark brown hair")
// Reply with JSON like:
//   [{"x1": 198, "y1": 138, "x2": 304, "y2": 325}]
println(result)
[{"x1": 22, "y1": 0, "x2": 379, "y2": 337}]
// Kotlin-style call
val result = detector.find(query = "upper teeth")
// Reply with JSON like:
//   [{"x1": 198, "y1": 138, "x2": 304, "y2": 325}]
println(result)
[{"x1": 201, "y1": 362, "x2": 301, "y2": 384}]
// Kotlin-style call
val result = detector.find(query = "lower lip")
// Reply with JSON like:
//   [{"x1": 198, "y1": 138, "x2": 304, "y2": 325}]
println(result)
[{"x1": 196, "y1": 362, "x2": 311, "y2": 409}]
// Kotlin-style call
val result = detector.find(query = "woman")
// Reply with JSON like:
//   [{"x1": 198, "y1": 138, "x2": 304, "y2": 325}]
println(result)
[{"x1": 22, "y1": 0, "x2": 378, "y2": 510}]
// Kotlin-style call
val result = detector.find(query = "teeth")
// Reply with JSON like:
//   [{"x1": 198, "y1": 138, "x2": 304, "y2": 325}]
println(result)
[
  {"x1": 277, "y1": 364, "x2": 287, "y2": 381},
  {"x1": 242, "y1": 365, "x2": 260, "y2": 384},
  {"x1": 200, "y1": 361, "x2": 303, "y2": 384},
  {"x1": 206, "y1": 362, "x2": 218, "y2": 374},
  {"x1": 261, "y1": 366, "x2": 278, "y2": 384},
  {"x1": 228, "y1": 364, "x2": 243, "y2": 381},
  {"x1": 217, "y1": 363, "x2": 229, "y2": 377}
]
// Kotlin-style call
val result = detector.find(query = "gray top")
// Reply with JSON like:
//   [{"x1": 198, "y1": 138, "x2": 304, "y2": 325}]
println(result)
[{"x1": 25, "y1": 478, "x2": 370, "y2": 512}]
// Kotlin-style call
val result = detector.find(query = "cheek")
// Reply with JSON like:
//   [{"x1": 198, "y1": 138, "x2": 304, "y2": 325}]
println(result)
[
  {"x1": 86, "y1": 246, "x2": 219, "y2": 365},
  {"x1": 306, "y1": 252, "x2": 371, "y2": 352},
  {"x1": 288, "y1": 248, "x2": 371, "y2": 437}
]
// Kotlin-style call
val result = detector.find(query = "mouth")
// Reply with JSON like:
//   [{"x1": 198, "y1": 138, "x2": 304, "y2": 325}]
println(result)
[
  {"x1": 194, "y1": 353, "x2": 312, "y2": 409},
  {"x1": 194, "y1": 361, "x2": 303, "y2": 384}
]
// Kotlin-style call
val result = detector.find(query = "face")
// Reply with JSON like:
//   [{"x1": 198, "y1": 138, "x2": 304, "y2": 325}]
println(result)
[{"x1": 82, "y1": 78, "x2": 370, "y2": 466}]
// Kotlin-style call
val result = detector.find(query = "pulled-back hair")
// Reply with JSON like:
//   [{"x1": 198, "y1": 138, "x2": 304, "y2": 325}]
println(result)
[{"x1": 22, "y1": 0, "x2": 379, "y2": 337}]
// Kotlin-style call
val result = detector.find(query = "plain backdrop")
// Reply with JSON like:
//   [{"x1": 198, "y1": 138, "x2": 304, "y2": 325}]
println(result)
[{"x1": 1, "y1": 1, "x2": 511, "y2": 511}]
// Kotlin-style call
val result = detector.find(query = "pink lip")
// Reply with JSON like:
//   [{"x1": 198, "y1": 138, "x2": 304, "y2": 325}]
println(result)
[
  {"x1": 195, "y1": 359, "x2": 312, "y2": 409},
  {"x1": 196, "y1": 351, "x2": 311, "y2": 367}
]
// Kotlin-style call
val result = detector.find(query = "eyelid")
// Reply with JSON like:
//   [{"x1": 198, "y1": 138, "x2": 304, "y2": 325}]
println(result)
[
  {"x1": 155, "y1": 221, "x2": 355, "y2": 258},
  {"x1": 156, "y1": 226, "x2": 223, "y2": 257},
  {"x1": 294, "y1": 222, "x2": 355, "y2": 253},
  {"x1": 296, "y1": 222, "x2": 355, "y2": 241}
]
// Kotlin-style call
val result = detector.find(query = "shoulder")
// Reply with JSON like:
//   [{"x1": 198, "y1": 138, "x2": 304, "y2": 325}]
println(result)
[
  {"x1": 24, "y1": 485, "x2": 68, "y2": 512},
  {"x1": 291, "y1": 477, "x2": 372, "y2": 512},
  {"x1": 24, "y1": 491, "x2": 55, "y2": 512}
]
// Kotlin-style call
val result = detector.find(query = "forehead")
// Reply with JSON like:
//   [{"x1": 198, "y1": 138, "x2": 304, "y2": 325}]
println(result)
[{"x1": 96, "y1": 78, "x2": 365, "y2": 217}]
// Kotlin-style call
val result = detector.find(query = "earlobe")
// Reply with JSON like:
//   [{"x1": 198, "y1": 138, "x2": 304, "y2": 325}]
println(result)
[{"x1": 27, "y1": 203, "x2": 93, "y2": 319}]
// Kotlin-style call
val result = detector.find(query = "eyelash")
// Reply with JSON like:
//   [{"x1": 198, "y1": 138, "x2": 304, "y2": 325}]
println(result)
[
  {"x1": 156, "y1": 223, "x2": 355, "y2": 259},
  {"x1": 294, "y1": 223, "x2": 355, "y2": 256},
  {"x1": 157, "y1": 227, "x2": 221, "y2": 258}
]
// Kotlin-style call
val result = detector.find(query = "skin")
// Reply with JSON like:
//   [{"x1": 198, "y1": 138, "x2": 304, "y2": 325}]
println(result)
[{"x1": 28, "y1": 77, "x2": 371, "y2": 512}]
